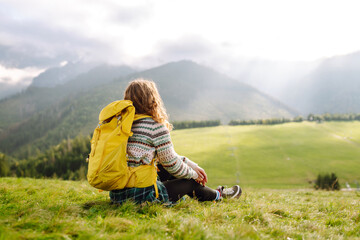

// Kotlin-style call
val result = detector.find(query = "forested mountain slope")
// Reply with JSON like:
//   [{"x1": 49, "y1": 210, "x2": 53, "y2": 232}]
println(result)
[{"x1": 0, "y1": 64, "x2": 134, "y2": 130}]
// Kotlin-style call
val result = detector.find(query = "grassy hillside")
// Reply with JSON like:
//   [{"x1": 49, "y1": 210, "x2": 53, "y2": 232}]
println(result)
[
  {"x1": 1, "y1": 178, "x2": 359, "y2": 239},
  {"x1": 3, "y1": 121, "x2": 360, "y2": 190},
  {"x1": 171, "y1": 121, "x2": 360, "y2": 188},
  {"x1": 4, "y1": 121, "x2": 360, "y2": 189}
]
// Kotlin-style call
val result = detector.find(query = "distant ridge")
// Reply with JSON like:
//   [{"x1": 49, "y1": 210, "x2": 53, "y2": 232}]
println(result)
[
  {"x1": 0, "y1": 60, "x2": 296, "y2": 157},
  {"x1": 128, "y1": 60, "x2": 297, "y2": 122},
  {"x1": 30, "y1": 62, "x2": 96, "y2": 88},
  {"x1": 282, "y1": 51, "x2": 360, "y2": 114},
  {"x1": 0, "y1": 63, "x2": 135, "y2": 130}
]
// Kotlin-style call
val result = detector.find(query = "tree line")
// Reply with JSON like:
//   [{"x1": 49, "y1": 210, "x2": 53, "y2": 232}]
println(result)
[
  {"x1": 229, "y1": 118, "x2": 294, "y2": 126},
  {"x1": 307, "y1": 113, "x2": 360, "y2": 122},
  {"x1": 0, "y1": 135, "x2": 91, "y2": 180},
  {"x1": 172, "y1": 120, "x2": 221, "y2": 130},
  {"x1": 229, "y1": 113, "x2": 360, "y2": 126}
]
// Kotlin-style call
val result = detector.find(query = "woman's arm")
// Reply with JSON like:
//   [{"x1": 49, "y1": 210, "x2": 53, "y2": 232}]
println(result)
[{"x1": 152, "y1": 123, "x2": 198, "y2": 180}]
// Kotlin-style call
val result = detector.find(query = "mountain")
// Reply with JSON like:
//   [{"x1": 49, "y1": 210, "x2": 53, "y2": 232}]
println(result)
[
  {"x1": 0, "y1": 63, "x2": 135, "y2": 130},
  {"x1": 129, "y1": 61, "x2": 296, "y2": 122},
  {"x1": 229, "y1": 59, "x2": 319, "y2": 102},
  {"x1": 30, "y1": 62, "x2": 96, "y2": 87},
  {"x1": 282, "y1": 51, "x2": 360, "y2": 114},
  {"x1": 237, "y1": 51, "x2": 360, "y2": 115},
  {"x1": 0, "y1": 60, "x2": 296, "y2": 157},
  {"x1": 0, "y1": 82, "x2": 28, "y2": 100}
]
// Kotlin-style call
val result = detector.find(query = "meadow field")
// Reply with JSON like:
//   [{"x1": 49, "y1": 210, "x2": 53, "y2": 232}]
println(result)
[
  {"x1": 1, "y1": 178, "x2": 359, "y2": 239},
  {"x1": 1, "y1": 121, "x2": 360, "y2": 239},
  {"x1": 171, "y1": 121, "x2": 360, "y2": 188}
]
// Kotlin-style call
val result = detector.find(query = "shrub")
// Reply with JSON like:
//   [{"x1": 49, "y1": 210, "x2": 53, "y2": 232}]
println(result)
[{"x1": 314, "y1": 173, "x2": 340, "y2": 191}]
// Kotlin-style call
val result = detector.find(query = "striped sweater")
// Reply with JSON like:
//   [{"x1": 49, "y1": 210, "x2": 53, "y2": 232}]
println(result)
[{"x1": 127, "y1": 118, "x2": 198, "y2": 180}]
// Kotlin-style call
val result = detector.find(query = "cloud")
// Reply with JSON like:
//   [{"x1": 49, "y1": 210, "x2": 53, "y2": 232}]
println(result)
[
  {"x1": 0, "y1": 64, "x2": 44, "y2": 85},
  {"x1": 1, "y1": 0, "x2": 360, "y2": 94},
  {"x1": 0, "y1": 1, "x2": 154, "y2": 68},
  {"x1": 0, "y1": 0, "x2": 158, "y2": 92},
  {"x1": 0, "y1": 12, "x2": 115, "y2": 68},
  {"x1": 109, "y1": 2, "x2": 153, "y2": 26},
  {"x1": 0, "y1": 77, "x2": 11, "y2": 83},
  {"x1": 0, "y1": 44, "x2": 76, "y2": 68},
  {"x1": 150, "y1": 36, "x2": 215, "y2": 64},
  {"x1": 136, "y1": 35, "x2": 254, "y2": 76},
  {"x1": 2, "y1": 0, "x2": 360, "y2": 70}
]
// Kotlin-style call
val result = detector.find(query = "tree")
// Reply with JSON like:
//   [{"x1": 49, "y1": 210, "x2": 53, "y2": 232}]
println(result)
[{"x1": 0, "y1": 153, "x2": 9, "y2": 177}]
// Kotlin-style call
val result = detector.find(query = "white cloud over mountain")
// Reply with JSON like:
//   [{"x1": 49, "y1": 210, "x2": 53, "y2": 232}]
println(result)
[{"x1": 1, "y1": 0, "x2": 360, "y2": 97}]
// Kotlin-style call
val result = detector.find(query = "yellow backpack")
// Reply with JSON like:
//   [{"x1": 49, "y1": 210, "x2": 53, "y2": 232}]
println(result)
[{"x1": 87, "y1": 100, "x2": 158, "y2": 197}]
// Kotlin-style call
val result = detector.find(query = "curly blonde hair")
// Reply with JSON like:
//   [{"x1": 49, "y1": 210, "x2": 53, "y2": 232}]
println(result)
[{"x1": 124, "y1": 79, "x2": 172, "y2": 130}]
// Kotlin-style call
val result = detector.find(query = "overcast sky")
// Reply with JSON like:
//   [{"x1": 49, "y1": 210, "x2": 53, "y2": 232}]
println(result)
[{"x1": 1, "y1": 0, "x2": 360, "y2": 85}]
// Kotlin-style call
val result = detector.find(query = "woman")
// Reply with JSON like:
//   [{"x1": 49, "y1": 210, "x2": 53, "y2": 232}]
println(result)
[{"x1": 110, "y1": 79, "x2": 241, "y2": 204}]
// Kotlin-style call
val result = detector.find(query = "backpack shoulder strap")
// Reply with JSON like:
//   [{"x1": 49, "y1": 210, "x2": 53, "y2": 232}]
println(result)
[{"x1": 133, "y1": 114, "x2": 152, "y2": 121}]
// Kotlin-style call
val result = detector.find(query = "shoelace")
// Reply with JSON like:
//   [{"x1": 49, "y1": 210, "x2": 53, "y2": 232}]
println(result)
[{"x1": 222, "y1": 187, "x2": 235, "y2": 195}]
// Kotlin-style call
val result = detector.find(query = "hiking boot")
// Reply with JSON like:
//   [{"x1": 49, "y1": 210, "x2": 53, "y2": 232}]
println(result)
[{"x1": 217, "y1": 185, "x2": 242, "y2": 199}]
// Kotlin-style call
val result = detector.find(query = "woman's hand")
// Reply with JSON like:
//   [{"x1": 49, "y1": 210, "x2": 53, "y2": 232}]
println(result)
[
  {"x1": 185, "y1": 158, "x2": 208, "y2": 186},
  {"x1": 194, "y1": 166, "x2": 208, "y2": 186}
]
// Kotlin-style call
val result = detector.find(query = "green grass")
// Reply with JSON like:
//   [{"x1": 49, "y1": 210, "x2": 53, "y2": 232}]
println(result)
[
  {"x1": 171, "y1": 122, "x2": 360, "y2": 188},
  {"x1": 2, "y1": 122, "x2": 360, "y2": 239},
  {"x1": 1, "y1": 178, "x2": 360, "y2": 239}
]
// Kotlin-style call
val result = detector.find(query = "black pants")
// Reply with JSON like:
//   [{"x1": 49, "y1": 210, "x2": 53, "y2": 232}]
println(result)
[{"x1": 157, "y1": 164, "x2": 217, "y2": 202}]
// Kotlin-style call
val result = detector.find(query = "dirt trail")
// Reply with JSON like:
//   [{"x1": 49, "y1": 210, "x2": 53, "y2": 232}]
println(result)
[
  {"x1": 305, "y1": 122, "x2": 360, "y2": 147},
  {"x1": 331, "y1": 133, "x2": 360, "y2": 146},
  {"x1": 224, "y1": 126, "x2": 241, "y2": 184}
]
